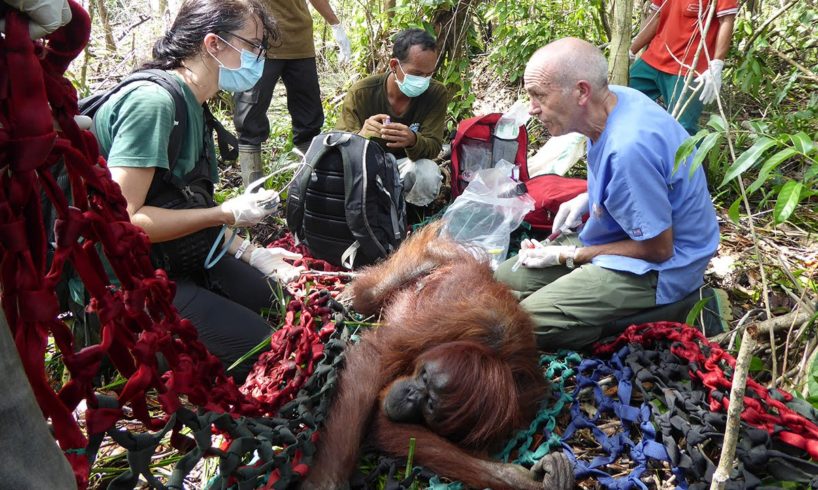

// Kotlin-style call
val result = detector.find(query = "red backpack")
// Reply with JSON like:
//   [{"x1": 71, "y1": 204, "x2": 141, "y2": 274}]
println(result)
[{"x1": 450, "y1": 113, "x2": 587, "y2": 232}]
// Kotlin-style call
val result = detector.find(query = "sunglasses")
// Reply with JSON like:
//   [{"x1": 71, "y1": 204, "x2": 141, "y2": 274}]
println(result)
[{"x1": 220, "y1": 31, "x2": 267, "y2": 62}]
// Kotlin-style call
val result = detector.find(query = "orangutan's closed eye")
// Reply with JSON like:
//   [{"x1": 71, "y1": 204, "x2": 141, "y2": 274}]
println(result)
[{"x1": 383, "y1": 360, "x2": 449, "y2": 427}]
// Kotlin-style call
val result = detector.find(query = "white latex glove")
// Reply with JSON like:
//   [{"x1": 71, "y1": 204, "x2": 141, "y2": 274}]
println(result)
[
  {"x1": 519, "y1": 244, "x2": 576, "y2": 269},
  {"x1": 1, "y1": 0, "x2": 71, "y2": 39},
  {"x1": 694, "y1": 59, "x2": 724, "y2": 105},
  {"x1": 52, "y1": 114, "x2": 93, "y2": 132},
  {"x1": 331, "y1": 23, "x2": 351, "y2": 64},
  {"x1": 511, "y1": 238, "x2": 543, "y2": 272},
  {"x1": 249, "y1": 247, "x2": 306, "y2": 284},
  {"x1": 221, "y1": 188, "x2": 279, "y2": 227},
  {"x1": 552, "y1": 192, "x2": 589, "y2": 234}
]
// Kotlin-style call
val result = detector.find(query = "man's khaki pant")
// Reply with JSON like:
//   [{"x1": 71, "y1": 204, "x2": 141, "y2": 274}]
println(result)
[{"x1": 494, "y1": 235, "x2": 663, "y2": 350}]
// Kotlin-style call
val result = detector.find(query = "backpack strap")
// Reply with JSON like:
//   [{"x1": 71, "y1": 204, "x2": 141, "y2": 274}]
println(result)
[
  {"x1": 340, "y1": 137, "x2": 403, "y2": 268},
  {"x1": 81, "y1": 69, "x2": 188, "y2": 171},
  {"x1": 340, "y1": 241, "x2": 361, "y2": 270},
  {"x1": 203, "y1": 104, "x2": 238, "y2": 162},
  {"x1": 154, "y1": 104, "x2": 238, "y2": 199},
  {"x1": 451, "y1": 113, "x2": 501, "y2": 149},
  {"x1": 336, "y1": 133, "x2": 389, "y2": 263},
  {"x1": 373, "y1": 164, "x2": 403, "y2": 245},
  {"x1": 285, "y1": 134, "x2": 336, "y2": 241}
]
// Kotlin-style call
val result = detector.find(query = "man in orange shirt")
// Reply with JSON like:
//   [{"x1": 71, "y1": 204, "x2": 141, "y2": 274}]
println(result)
[{"x1": 629, "y1": 0, "x2": 738, "y2": 134}]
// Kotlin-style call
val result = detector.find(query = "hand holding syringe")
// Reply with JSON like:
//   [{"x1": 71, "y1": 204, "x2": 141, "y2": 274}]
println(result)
[{"x1": 511, "y1": 230, "x2": 563, "y2": 272}]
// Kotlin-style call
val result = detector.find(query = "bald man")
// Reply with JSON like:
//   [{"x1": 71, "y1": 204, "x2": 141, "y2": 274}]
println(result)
[{"x1": 495, "y1": 38, "x2": 722, "y2": 350}]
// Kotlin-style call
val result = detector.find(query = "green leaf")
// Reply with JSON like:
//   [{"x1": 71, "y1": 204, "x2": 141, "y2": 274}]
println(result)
[
  {"x1": 745, "y1": 120, "x2": 768, "y2": 135},
  {"x1": 227, "y1": 335, "x2": 272, "y2": 372},
  {"x1": 746, "y1": 148, "x2": 798, "y2": 195},
  {"x1": 806, "y1": 161, "x2": 818, "y2": 181},
  {"x1": 706, "y1": 114, "x2": 726, "y2": 132},
  {"x1": 773, "y1": 180, "x2": 803, "y2": 224},
  {"x1": 720, "y1": 137, "x2": 778, "y2": 187},
  {"x1": 748, "y1": 356, "x2": 765, "y2": 372},
  {"x1": 685, "y1": 297, "x2": 709, "y2": 326},
  {"x1": 790, "y1": 131, "x2": 815, "y2": 155},
  {"x1": 751, "y1": 59, "x2": 761, "y2": 77},
  {"x1": 774, "y1": 70, "x2": 800, "y2": 105},
  {"x1": 689, "y1": 132, "x2": 723, "y2": 179},
  {"x1": 808, "y1": 354, "x2": 818, "y2": 405},
  {"x1": 728, "y1": 197, "x2": 742, "y2": 224},
  {"x1": 674, "y1": 130, "x2": 708, "y2": 175}
]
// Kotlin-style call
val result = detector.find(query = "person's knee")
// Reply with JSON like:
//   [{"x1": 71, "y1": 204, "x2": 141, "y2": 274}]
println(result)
[
  {"x1": 494, "y1": 257, "x2": 526, "y2": 294},
  {"x1": 520, "y1": 294, "x2": 604, "y2": 350}
]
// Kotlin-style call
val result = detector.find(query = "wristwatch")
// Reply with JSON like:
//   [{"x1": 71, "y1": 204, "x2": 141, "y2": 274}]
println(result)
[{"x1": 565, "y1": 246, "x2": 577, "y2": 269}]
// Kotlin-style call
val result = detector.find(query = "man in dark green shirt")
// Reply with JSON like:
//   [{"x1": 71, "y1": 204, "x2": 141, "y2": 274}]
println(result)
[{"x1": 336, "y1": 28, "x2": 449, "y2": 206}]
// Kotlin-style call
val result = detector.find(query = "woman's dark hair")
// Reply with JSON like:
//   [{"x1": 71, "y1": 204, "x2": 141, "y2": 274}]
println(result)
[
  {"x1": 142, "y1": 0, "x2": 279, "y2": 70},
  {"x1": 391, "y1": 28, "x2": 437, "y2": 63}
]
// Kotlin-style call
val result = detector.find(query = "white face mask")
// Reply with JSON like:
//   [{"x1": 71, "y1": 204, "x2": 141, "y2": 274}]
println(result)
[{"x1": 209, "y1": 35, "x2": 265, "y2": 93}]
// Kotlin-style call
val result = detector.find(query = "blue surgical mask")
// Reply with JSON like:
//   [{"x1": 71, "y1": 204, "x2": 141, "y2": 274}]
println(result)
[
  {"x1": 210, "y1": 36, "x2": 264, "y2": 93},
  {"x1": 396, "y1": 61, "x2": 431, "y2": 98}
]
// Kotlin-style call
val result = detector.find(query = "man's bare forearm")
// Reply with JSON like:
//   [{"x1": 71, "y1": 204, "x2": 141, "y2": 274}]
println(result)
[{"x1": 713, "y1": 15, "x2": 736, "y2": 60}]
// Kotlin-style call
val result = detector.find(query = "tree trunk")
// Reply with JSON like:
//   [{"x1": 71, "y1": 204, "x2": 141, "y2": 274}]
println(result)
[
  {"x1": 80, "y1": 0, "x2": 96, "y2": 91},
  {"x1": 710, "y1": 326, "x2": 757, "y2": 489},
  {"x1": 433, "y1": 0, "x2": 474, "y2": 68},
  {"x1": 595, "y1": 0, "x2": 612, "y2": 42},
  {"x1": 384, "y1": 0, "x2": 396, "y2": 27},
  {"x1": 94, "y1": 0, "x2": 117, "y2": 53},
  {"x1": 637, "y1": 0, "x2": 652, "y2": 25},
  {"x1": 157, "y1": 0, "x2": 171, "y2": 32},
  {"x1": 608, "y1": 0, "x2": 634, "y2": 85}
]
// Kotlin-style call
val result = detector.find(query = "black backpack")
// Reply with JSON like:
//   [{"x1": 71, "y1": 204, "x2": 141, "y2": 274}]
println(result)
[{"x1": 286, "y1": 132, "x2": 407, "y2": 269}]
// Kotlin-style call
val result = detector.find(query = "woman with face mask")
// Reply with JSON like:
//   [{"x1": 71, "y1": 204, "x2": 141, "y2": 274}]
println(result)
[{"x1": 91, "y1": 0, "x2": 302, "y2": 381}]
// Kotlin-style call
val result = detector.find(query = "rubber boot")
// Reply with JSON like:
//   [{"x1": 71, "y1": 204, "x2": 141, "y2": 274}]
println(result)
[{"x1": 238, "y1": 146, "x2": 263, "y2": 187}]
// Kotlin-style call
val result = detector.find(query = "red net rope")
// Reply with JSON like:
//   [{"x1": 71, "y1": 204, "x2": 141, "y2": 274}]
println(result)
[
  {"x1": 596, "y1": 321, "x2": 818, "y2": 460},
  {"x1": 0, "y1": 3, "x2": 349, "y2": 487}
]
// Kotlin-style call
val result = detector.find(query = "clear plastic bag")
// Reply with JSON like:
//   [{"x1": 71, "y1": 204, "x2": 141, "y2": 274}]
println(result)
[
  {"x1": 441, "y1": 160, "x2": 534, "y2": 269},
  {"x1": 459, "y1": 138, "x2": 492, "y2": 182},
  {"x1": 494, "y1": 100, "x2": 531, "y2": 139},
  {"x1": 527, "y1": 132, "x2": 586, "y2": 177},
  {"x1": 397, "y1": 158, "x2": 443, "y2": 206}
]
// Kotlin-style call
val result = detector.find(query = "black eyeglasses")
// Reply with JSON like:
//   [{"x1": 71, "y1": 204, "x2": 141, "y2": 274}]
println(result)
[{"x1": 220, "y1": 31, "x2": 267, "y2": 62}]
